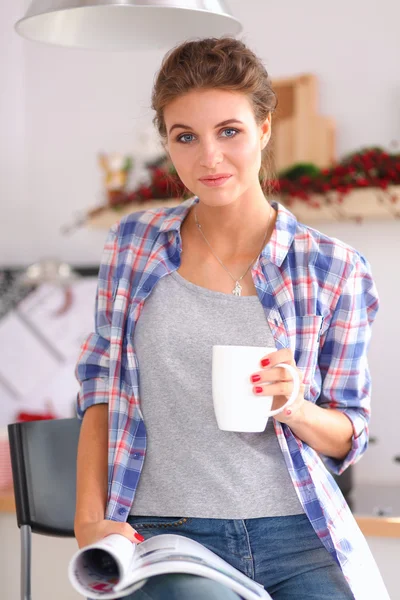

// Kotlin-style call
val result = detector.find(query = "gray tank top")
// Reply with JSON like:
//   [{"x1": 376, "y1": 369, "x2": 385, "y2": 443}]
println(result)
[{"x1": 130, "y1": 270, "x2": 304, "y2": 518}]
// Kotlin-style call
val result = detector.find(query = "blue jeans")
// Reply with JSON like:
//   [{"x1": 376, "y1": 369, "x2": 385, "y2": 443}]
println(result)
[{"x1": 114, "y1": 513, "x2": 353, "y2": 600}]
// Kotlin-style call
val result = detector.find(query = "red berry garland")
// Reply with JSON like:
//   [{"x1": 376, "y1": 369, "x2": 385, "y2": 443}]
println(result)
[
  {"x1": 269, "y1": 147, "x2": 400, "y2": 205},
  {"x1": 102, "y1": 147, "x2": 400, "y2": 210}
]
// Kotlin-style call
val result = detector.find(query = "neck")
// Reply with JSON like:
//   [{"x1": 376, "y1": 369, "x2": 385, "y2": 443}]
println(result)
[{"x1": 192, "y1": 190, "x2": 274, "y2": 259}]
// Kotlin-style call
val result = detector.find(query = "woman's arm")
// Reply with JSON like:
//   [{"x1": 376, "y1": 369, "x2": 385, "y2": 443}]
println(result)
[
  {"x1": 74, "y1": 224, "x2": 117, "y2": 539},
  {"x1": 74, "y1": 404, "x2": 142, "y2": 548},
  {"x1": 74, "y1": 222, "x2": 143, "y2": 547},
  {"x1": 75, "y1": 223, "x2": 119, "y2": 418},
  {"x1": 74, "y1": 404, "x2": 108, "y2": 528},
  {"x1": 251, "y1": 253, "x2": 379, "y2": 469},
  {"x1": 284, "y1": 401, "x2": 353, "y2": 460},
  {"x1": 251, "y1": 348, "x2": 354, "y2": 459},
  {"x1": 313, "y1": 253, "x2": 379, "y2": 472}
]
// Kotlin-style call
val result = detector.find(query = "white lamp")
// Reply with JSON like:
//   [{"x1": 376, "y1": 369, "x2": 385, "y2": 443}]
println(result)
[{"x1": 15, "y1": 0, "x2": 243, "y2": 51}]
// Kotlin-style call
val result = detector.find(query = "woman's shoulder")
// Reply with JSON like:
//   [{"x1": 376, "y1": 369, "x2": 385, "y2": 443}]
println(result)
[
  {"x1": 112, "y1": 199, "x2": 193, "y2": 242},
  {"x1": 290, "y1": 212, "x2": 368, "y2": 275},
  {"x1": 272, "y1": 202, "x2": 372, "y2": 297}
]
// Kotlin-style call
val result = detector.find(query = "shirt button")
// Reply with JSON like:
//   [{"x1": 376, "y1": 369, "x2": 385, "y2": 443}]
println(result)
[
  {"x1": 143, "y1": 284, "x2": 150, "y2": 293},
  {"x1": 118, "y1": 507, "x2": 127, "y2": 515},
  {"x1": 132, "y1": 452, "x2": 141, "y2": 459}
]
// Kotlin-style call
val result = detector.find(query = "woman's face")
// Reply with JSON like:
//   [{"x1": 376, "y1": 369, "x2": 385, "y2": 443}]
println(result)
[{"x1": 164, "y1": 88, "x2": 271, "y2": 208}]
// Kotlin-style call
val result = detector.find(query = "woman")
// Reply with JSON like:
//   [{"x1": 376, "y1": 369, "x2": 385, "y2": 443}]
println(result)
[{"x1": 74, "y1": 37, "x2": 389, "y2": 599}]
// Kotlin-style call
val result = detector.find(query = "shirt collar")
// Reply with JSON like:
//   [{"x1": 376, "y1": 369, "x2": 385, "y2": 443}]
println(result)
[
  {"x1": 158, "y1": 196, "x2": 298, "y2": 267},
  {"x1": 157, "y1": 196, "x2": 198, "y2": 234},
  {"x1": 263, "y1": 200, "x2": 298, "y2": 267}
]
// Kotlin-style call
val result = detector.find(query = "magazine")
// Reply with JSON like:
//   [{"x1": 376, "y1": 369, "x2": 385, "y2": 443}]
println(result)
[{"x1": 69, "y1": 533, "x2": 272, "y2": 599}]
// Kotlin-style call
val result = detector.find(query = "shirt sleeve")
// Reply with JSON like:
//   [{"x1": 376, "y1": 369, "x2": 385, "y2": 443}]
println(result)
[
  {"x1": 316, "y1": 253, "x2": 379, "y2": 475},
  {"x1": 75, "y1": 222, "x2": 119, "y2": 419}
]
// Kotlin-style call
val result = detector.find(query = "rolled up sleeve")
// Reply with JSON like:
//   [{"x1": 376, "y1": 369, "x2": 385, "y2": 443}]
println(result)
[
  {"x1": 317, "y1": 253, "x2": 379, "y2": 475},
  {"x1": 75, "y1": 222, "x2": 119, "y2": 418}
]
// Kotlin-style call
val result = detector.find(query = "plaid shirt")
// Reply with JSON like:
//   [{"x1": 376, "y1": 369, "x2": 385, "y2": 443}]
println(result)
[{"x1": 76, "y1": 197, "x2": 388, "y2": 598}]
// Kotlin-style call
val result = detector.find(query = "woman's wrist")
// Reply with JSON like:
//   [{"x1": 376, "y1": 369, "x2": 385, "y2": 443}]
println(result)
[
  {"x1": 74, "y1": 509, "x2": 105, "y2": 530},
  {"x1": 284, "y1": 397, "x2": 308, "y2": 427},
  {"x1": 283, "y1": 400, "x2": 353, "y2": 459}
]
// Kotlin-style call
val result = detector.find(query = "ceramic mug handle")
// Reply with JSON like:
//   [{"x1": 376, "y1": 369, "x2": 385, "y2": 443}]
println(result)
[{"x1": 264, "y1": 363, "x2": 300, "y2": 417}]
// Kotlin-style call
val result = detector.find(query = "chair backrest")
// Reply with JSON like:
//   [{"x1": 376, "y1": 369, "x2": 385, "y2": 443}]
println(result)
[{"x1": 8, "y1": 418, "x2": 81, "y2": 537}]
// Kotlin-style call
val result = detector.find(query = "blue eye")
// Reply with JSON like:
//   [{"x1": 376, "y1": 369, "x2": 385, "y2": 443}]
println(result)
[
  {"x1": 176, "y1": 128, "x2": 239, "y2": 144},
  {"x1": 221, "y1": 128, "x2": 239, "y2": 138},
  {"x1": 177, "y1": 133, "x2": 195, "y2": 144}
]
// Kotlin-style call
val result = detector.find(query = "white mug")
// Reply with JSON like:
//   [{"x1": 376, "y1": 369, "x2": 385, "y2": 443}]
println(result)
[{"x1": 212, "y1": 345, "x2": 300, "y2": 432}]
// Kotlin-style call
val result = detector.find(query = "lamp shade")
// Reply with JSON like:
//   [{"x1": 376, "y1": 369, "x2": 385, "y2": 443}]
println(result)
[{"x1": 15, "y1": 0, "x2": 243, "y2": 51}]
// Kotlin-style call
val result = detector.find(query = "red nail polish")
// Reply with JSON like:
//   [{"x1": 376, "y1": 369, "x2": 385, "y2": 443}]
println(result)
[
  {"x1": 134, "y1": 532, "x2": 145, "y2": 542},
  {"x1": 286, "y1": 409, "x2": 292, "y2": 416},
  {"x1": 254, "y1": 386, "x2": 263, "y2": 394},
  {"x1": 250, "y1": 374, "x2": 261, "y2": 383},
  {"x1": 261, "y1": 358, "x2": 270, "y2": 367}
]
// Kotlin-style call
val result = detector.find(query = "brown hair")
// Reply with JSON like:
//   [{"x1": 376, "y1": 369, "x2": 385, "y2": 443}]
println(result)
[{"x1": 151, "y1": 37, "x2": 277, "y2": 186}]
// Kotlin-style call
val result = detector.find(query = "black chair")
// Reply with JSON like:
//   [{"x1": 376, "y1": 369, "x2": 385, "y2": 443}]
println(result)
[{"x1": 7, "y1": 418, "x2": 81, "y2": 600}]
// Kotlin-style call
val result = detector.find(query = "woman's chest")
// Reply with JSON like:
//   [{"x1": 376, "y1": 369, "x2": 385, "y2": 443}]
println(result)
[{"x1": 177, "y1": 241, "x2": 259, "y2": 297}]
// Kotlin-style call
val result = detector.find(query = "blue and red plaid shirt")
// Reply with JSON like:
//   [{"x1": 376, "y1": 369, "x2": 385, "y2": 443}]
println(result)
[{"x1": 76, "y1": 197, "x2": 388, "y2": 598}]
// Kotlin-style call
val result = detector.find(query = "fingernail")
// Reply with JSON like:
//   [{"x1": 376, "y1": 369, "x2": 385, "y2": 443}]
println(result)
[
  {"x1": 134, "y1": 532, "x2": 145, "y2": 542},
  {"x1": 254, "y1": 386, "x2": 263, "y2": 394},
  {"x1": 286, "y1": 409, "x2": 292, "y2": 416},
  {"x1": 250, "y1": 374, "x2": 261, "y2": 383},
  {"x1": 261, "y1": 358, "x2": 270, "y2": 367}
]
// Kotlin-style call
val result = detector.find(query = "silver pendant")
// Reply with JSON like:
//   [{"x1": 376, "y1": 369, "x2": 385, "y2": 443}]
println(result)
[{"x1": 232, "y1": 281, "x2": 242, "y2": 296}]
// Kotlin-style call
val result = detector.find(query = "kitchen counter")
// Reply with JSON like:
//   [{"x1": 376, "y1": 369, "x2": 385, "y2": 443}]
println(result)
[
  {"x1": 349, "y1": 484, "x2": 400, "y2": 538},
  {"x1": 2, "y1": 484, "x2": 400, "y2": 537}
]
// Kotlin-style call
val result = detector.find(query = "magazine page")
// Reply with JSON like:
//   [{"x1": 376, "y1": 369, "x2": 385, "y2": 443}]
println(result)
[
  {"x1": 69, "y1": 533, "x2": 271, "y2": 600},
  {"x1": 69, "y1": 534, "x2": 147, "y2": 598},
  {"x1": 116, "y1": 534, "x2": 271, "y2": 600}
]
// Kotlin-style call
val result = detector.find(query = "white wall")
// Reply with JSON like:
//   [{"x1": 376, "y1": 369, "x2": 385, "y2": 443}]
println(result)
[
  {"x1": 1, "y1": 1, "x2": 400, "y2": 486},
  {"x1": 0, "y1": 0, "x2": 28, "y2": 263}
]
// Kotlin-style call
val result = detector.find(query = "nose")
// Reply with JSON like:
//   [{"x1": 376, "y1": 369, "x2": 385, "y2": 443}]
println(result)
[{"x1": 199, "y1": 140, "x2": 223, "y2": 169}]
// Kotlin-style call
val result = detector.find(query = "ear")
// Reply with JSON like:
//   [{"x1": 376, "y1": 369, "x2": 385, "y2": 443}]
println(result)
[{"x1": 260, "y1": 113, "x2": 272, "y2": 149}]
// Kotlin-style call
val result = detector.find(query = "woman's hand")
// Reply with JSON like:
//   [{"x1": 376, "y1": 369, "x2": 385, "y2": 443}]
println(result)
[
  {"x1": 74, "y1": 519, "x2": 144, "y2": 549},
  {"x1": 249, "y1": 348, "x2": 354, "y2": 458},
  {"x1": 249, "y1": 348, "x2": 306, "y2": 424}
]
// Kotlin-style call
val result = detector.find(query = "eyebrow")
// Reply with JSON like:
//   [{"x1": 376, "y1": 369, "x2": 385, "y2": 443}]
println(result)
[{"x1": 168, "y1": 119, "x2": 244, "y2": 135}]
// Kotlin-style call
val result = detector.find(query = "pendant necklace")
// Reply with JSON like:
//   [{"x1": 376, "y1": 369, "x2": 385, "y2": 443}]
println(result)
[{"x1": 194, "y1": 205, "x2": 272, "y2": 297}]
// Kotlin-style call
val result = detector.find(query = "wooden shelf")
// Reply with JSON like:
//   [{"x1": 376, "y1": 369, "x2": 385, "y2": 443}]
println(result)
[
  {"x1": 86, "y1": 187, "x2": 400, "y2": 230},
  {"x1": 286, "y1": 185, "x2": 400, "y2": 224}
]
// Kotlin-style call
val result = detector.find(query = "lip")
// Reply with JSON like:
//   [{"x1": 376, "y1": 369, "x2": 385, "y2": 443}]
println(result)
[
  {"x1": 199, "y1": 173, "x2": 232, "y2": 181},
  {"x1": 199, "y1": 174, "x2": 232, "y2": 187}
]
